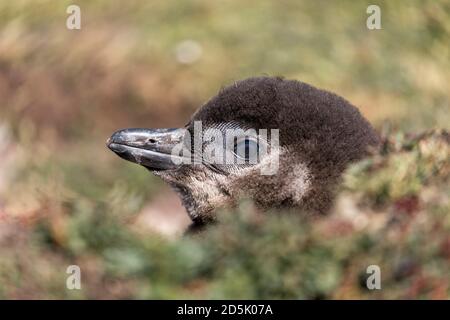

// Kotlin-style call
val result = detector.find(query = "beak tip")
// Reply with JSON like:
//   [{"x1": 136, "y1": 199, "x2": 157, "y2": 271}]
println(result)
[{"x1": 106, "y1": 128, "x2": 184, "y2": 171}]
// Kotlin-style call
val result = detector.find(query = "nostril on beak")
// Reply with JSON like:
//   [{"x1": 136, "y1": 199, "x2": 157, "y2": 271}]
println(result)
[{"x1": 147, "y1": 138, "x2": 157, "y2": 144}]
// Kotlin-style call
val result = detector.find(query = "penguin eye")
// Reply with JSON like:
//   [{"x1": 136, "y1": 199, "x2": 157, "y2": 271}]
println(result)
[{"x1": 234, "y1": 137, "x2": 259, "y2": 163}]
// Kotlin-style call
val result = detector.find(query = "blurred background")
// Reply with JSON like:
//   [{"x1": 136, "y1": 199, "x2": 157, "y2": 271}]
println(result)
[{"x1": 0, "y1": 0, "x2": 449, "y2": 299}]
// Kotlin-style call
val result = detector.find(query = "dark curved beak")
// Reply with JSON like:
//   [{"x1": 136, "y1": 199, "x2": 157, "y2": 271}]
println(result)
[{"x1": 107, "y1": 128, "x2": 187, "y2": 170}]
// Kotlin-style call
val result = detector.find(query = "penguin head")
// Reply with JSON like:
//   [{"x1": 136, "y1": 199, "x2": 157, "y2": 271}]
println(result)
[{"x1": 108, "y1": 77, "x2": 379, "y2": 223}]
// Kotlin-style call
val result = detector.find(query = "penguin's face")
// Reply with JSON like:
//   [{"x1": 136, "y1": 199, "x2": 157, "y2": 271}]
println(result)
[
  {"x1": 108, "y1": 77, "x2": 379, "y2": 223},
  {"x1": 107, "y1": 120, "x2": 288, "y2": 222}
]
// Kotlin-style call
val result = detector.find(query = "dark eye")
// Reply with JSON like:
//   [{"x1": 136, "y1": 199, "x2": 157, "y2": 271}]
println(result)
[{"x1": 234, "y1": 138, "x2": 259, "y2": 162}]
